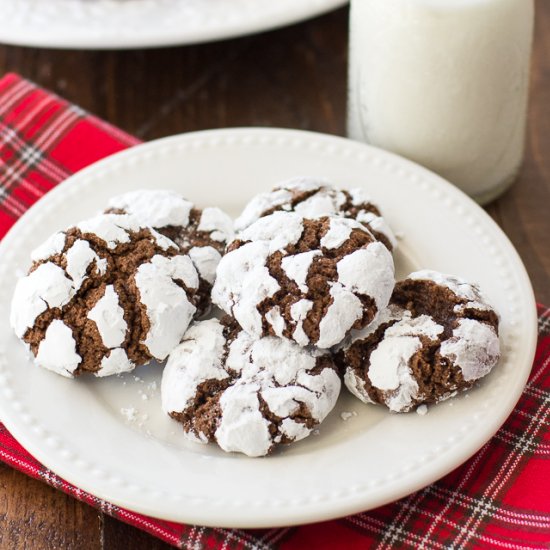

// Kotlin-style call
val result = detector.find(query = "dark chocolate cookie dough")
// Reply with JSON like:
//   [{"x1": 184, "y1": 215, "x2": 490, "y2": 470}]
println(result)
[
  {"x1": 161, "y1": 316, "x2": 341, "y2": 457},
  {"x1": 212, "y1": 211, "x2": 395, "y2": 349},
  {"x1": 336, "y1": 270, "x2": 500, "y2": 412},
  {"x1": 10, "y1": 213, "x2": 198, "y2": 377},
  {"x1": 107, "y1": 189, "x2": 234, "y2": 314},
  {"x1": 235, "y1": 177, "x2": 396, "y2": 251}
]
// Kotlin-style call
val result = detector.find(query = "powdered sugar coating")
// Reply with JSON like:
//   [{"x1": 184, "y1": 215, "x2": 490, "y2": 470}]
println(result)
[
  {"x1": 440, "y1": 319, "x2": 500, "y2": 381},
  {"x1": 238, "y1": 211, "x2": 304, "y2": 252},
  {"x1": 10, "y1": 262, "x2": 75, "y2": 338},
  {"x1": 290, "y1": 299, "x2": 314, "y2": 346},
  {"x1": 316, "y1": 284, "x2": 364, "y2": 348},
  {"x1": 337, "y1": 244, "x2": 395, "y2": 311},
  {"x1": 162, "y1": 318, "x2": 340, "y2": 457},
  {"x1": 213, "y1": 213, "x2": 395, "y2": 348},
  {"x1": 87, "y1": 285, "x2": 127, "y2": 349},
  {"x1": 35, "y1": 320, "x2": 81, "y2": 378},
  {"x1": 356, "y1": 210, "x2": 394, "y2": 249},
  {"x1": 365, "y1": 313, "x2": 444, "y2": 412},
  {"x1": 234, "y1": 177, "x2": 322, "y2": 231},
  {"x1": 281, "y1": 251, "x2": 320, "y2": 292},
  {"x1": 107, "y1": 190, "x2": 234, "y2": 245},
  {"x1": 214, "y1": 240, "x2": 280, "y2": 337},
  {"x1": 320, "y1": 217, "x2": 354, "y2": 249},
  {"x1": 196, "y1": 207, "x2": 235, "y2": 243},
  {"x1": 96, "y1": 348, "x2": 134, "y2": 378},
  {"x1": 161, "y1": 319, "x2": 229, "y2": 416},
  {"x1": 338, "y1": 304, "x2": 402, "y2": 349},
  {"x1": 234, "y1": 177, "x2": 396, "y2": 250},
  {"x1": 77, "y1": 212, "x2": 173, "y2": 251},
  {"x1": 188, "y1": 246, "x2": 223, "y2": 292},
  {"x1": 65, "y1": 240, "x2": 107, "y2": 291},
  {"x1": 265, "y1": 306, "x2": 285, "y2": 338},
  {"x1": 86, "y1": 290, "x2": 134, "y2": 377},
  {"x1": 344, "y1": 369, "x2": 375, "y2": 404},
  {"x1": 107, "y1": 189, "x2": 193, "y2": 228},
  {"x1": 134, "y1": 254, "x2": 198, "y2": 360},
  {"x1": 409, "y1": 270, "x2": 492, "y2": 313},
  {"x1": 187, "y1": 246, "x2": 221, "y2": 285},
  {"x1": 31, "y1": 231, "x2": 66, "y2": 262},
  {"x1": 341, "y1": 309, "x2": 439, "y2": 410},
  {"x1": 107, "y1": 190, "x2": 234, "y2": 312},
  {"x1": 369, "y1": 336, "x2": 420, "y2": 411}
]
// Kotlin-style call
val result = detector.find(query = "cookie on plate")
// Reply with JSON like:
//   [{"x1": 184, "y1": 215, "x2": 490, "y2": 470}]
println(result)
[
  {"x1": 336, "y1": 270, "x2": 500, "y2": 412},
  {"x1": 234, "y1": 177, "x2": 396, "y2": 251},
  {"x1": 107, "y1": 189, "x2": 234, "y2": 314},
  {"x1": 10, "y1": 213, "x2": 199, "y2": 378},
  {"x1": 212, "y1": 211, "x2": 395, "y2": 349},
  {"x1": 161, "y1": 317, "x2": 341, "y2": 457}
]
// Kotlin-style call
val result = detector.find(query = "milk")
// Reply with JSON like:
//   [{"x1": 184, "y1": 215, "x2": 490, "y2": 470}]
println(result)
[{"x1": 347, "y1": 0, "x2": 534, "y2": 204}]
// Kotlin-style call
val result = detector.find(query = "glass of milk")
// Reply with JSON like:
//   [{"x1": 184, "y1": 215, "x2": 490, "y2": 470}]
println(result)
[{"x1": 347, "y1": 0, "x2": 534, "y2": 204}]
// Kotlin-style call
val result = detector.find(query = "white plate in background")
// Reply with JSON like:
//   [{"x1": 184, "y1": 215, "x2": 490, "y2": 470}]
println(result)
[{"x1": 0, "y1": 0, "x2": 348, "y2": 50}]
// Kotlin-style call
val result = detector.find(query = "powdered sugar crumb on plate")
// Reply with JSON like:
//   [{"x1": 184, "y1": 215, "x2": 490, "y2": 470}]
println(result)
[
  {"x1": 120, "y1": 407, "x2": 137, "y2": 421},
  {"x1": 416, "y1": 405, "x2": 428, "y2": 416}
]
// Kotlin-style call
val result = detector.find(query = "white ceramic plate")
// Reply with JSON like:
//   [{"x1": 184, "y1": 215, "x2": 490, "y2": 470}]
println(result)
[
  {"x1": 0, "y1": 128, "x2": 537, "y2": 528},
  {"x1": 0, "y1": 0, "x2": 348, "y2": 50}
]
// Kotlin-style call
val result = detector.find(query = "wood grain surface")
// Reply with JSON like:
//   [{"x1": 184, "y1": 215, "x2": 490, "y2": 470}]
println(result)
[{"x1": 0, "y1": 2, "x2": 549, "y2": 549}]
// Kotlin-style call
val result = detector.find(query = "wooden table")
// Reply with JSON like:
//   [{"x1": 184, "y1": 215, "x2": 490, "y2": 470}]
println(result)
[{"x1": 0, "y1": 3, "x2": 549, "y2": 548}]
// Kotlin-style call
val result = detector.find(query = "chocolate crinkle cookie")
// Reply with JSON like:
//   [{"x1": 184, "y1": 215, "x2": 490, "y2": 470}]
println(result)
[
  {"x1": 212, "y1": 211, "x2": 395, "y2": 349},
  {"x1": 336, "y1": 270, "x2": 500, "y2": 412},
  {"x1": 107, "y1": 189, "x2": 234, "y2": 314},
  {"x1": 234, "y1": 176, "x2": 397, "y2": 251},
  {"x1": 10, "y1": 213, "x2": 199, "y2": 378},
  {"x1": 161, "y1": 317, "x2": 341, "y2": 457}
]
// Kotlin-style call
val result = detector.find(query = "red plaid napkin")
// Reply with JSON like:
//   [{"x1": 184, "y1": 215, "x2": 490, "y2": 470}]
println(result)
[{"x1": 1, "y1": 72, "x2": 549, "y2": 550}]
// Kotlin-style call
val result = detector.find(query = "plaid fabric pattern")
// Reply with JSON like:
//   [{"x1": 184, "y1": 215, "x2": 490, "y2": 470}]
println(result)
[{"x1": 1, "y1": 73, "x2": 549, "y2": 550}]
